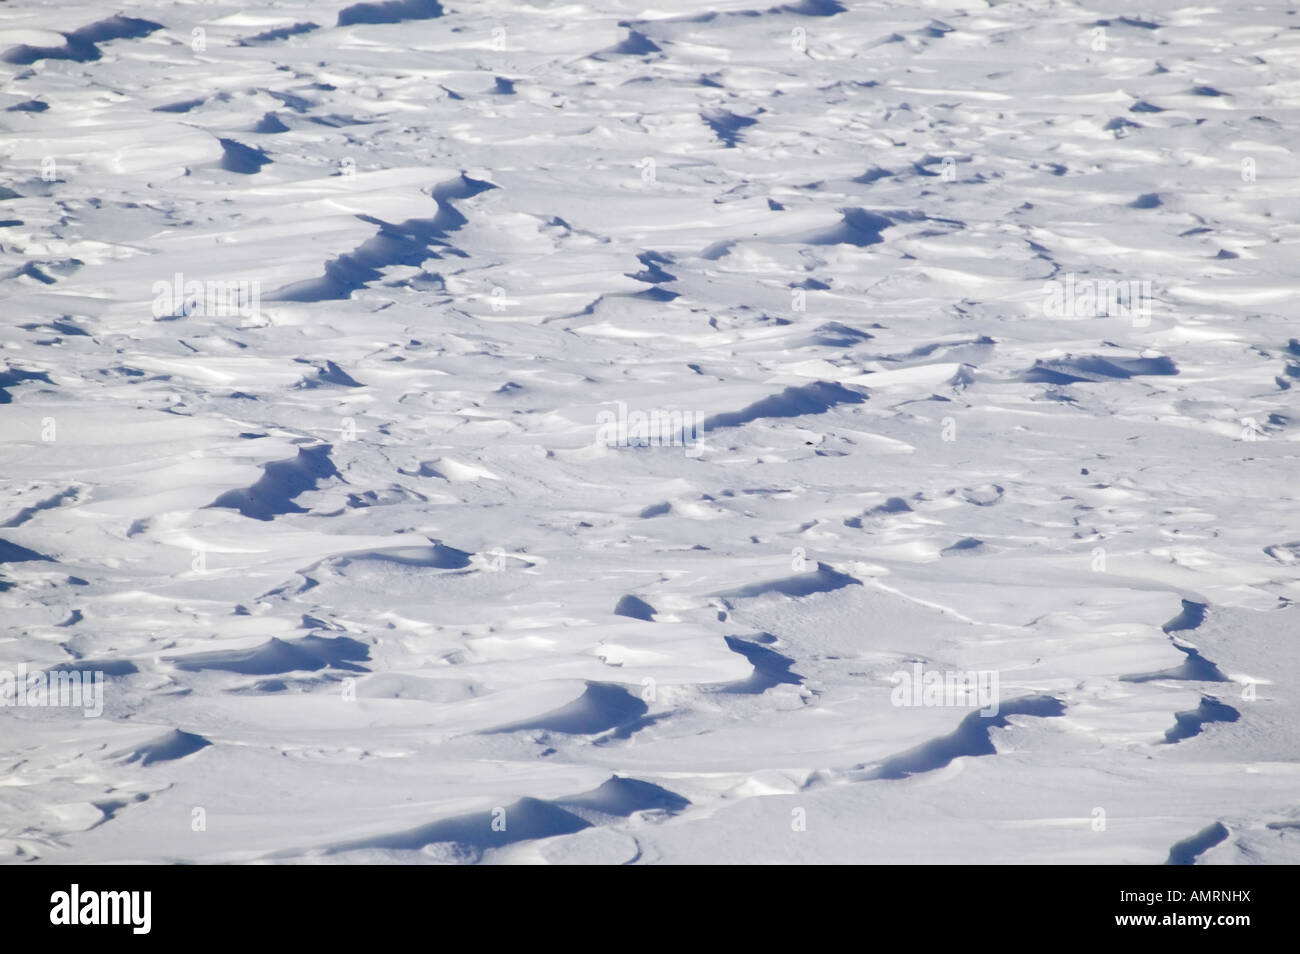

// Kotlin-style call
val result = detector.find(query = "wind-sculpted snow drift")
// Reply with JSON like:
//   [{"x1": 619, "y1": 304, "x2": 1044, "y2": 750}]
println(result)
[{"x1": 1, "y1": 0, "x2": 1298, "y2": 865}]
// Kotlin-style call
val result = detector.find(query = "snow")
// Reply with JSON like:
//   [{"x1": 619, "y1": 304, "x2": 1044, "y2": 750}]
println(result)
[{"x1": 1, "y1": 0, "x2": 1298, "y2": 864}]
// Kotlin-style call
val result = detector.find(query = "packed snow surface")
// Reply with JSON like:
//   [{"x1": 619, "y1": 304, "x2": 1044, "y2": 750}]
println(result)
[{"x1": 1, "y1": 0, "x2": 1298, "y2": 864}]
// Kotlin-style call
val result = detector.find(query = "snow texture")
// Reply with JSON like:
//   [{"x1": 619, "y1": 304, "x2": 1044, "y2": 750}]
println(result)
[{"x1": 1, "y1": 0, "x2": 1298, "y2": 865}]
